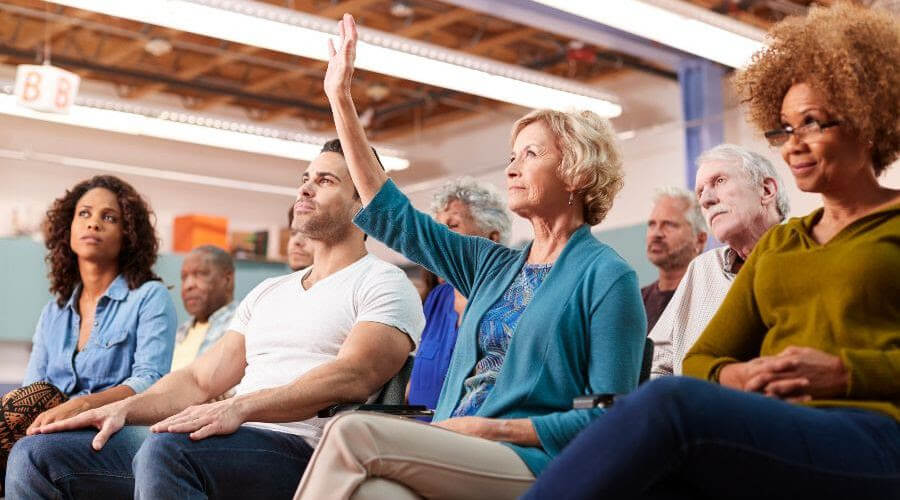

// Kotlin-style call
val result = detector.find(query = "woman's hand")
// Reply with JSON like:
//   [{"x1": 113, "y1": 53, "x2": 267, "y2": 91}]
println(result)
[
  {"x1": 719, "y1": 346, "x2": 849, "y2": 402},
  {"x1": 324, "y1": 13, "x2": 358, "y2": 101},
  {"x1": 433, "y1": 417, "x2": 540, "y2": 446},
  {"x1": 433, "y1": 416, "x2": 498, "y2": 440},
  {"x1": 718, "y1": 355, "x2": 793, "y2": 392},
  {"x1": 26, "y1": 397, "x2": 91, "y2": 434},
  {"x1": 761, "y1": 346, "x2": 849, "y2": 401}
]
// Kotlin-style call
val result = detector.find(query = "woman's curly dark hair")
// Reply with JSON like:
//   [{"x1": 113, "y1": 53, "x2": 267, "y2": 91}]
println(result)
[
  {"x1": 44, "y1": 175, "x2": 162, "y2": 306},
  {"x1": 733, "y1": 2, "x2": 900, "y2": 176}
]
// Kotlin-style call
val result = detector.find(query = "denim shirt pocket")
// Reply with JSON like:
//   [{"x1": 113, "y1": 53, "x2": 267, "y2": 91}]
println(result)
[
  {"x1": 99, "y1": 328, "x2": 130, "y2": 349},
  {"x1": 77, "y1": 328, "x2": 135, "y2": 391}
]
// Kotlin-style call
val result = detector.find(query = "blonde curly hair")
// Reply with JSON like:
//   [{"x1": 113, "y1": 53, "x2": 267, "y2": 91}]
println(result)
[
  {"x1": 733, "y1": 2, "x2": 900, "y2": 175},
  {"x1": 511, "y1": 109, "x2": 624, "y2": 226}
]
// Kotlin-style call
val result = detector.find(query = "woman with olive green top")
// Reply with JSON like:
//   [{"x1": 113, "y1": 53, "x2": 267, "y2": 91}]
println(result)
[
  {"x1": 523, "y1": 4, "x2": 900, "y2": 499},
  {"x1": 685, "y1": 201, "x2": 900, "y2": 420}
]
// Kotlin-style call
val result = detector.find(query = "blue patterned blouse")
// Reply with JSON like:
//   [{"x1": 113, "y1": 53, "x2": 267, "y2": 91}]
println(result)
[{"x1": 452, "y1": 263, "x2": 552, "y2": 417}]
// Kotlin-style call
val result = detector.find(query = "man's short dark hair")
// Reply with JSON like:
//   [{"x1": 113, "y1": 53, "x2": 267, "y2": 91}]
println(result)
[
  {"x1": 191, "y1": 245, "x2": 235, "y2": 274},
  {"x1": 321, "y1": 138, "x2": 385, "y2": 171},
  {"x1": 287, "y1": 204, "x2": 294, "y2": 227}
]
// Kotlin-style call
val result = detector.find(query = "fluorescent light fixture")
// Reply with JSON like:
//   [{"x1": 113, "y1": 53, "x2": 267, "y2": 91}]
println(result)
[
  {"x1": 0, "y1": 91, "x2": 409, "y2": 170},
  {"x1": 533, "y1": 0, "x2": 766, "y2": 69},
  {"x1": 42, "y1": 0, "x2": 621, "y2": 117},
  {"x1": 0, "y1": 147, "x2": 299, "y2": 196}
]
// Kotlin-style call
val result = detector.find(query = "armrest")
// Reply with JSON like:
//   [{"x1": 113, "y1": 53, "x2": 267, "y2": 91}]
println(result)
[
  {"x1": 572, "y1": 394, "x2": 618, "y2": 410},
  {"x1": 317, "y1": 403, "x2": 434, "y2": 418}
]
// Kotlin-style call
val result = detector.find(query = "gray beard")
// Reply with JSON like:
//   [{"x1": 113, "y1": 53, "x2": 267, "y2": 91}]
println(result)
[{"x1": 653, "y1": 242, "x2": 697, "y2": 271}]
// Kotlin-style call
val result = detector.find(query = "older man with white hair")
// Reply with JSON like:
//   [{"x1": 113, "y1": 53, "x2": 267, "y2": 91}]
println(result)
[{"x1": 649, "y1": 144, "x2": 789, "y2": 377}]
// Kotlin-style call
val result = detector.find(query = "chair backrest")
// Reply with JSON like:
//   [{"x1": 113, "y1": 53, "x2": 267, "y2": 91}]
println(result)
[
  {"x1": 639, "y1": 337, "x2": 654, "y2": 384},
  {"x1": 374, "y1": 356, "x2": 415, "y2": 405}
]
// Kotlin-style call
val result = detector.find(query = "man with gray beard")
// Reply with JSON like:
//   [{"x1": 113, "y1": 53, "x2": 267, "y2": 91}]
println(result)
[
  {"x1": 642, "y1": 187, "x2": 708, "y2": 330},
  {"x1": 649, "y1": 144, "x2": 788, "y2": 377}
]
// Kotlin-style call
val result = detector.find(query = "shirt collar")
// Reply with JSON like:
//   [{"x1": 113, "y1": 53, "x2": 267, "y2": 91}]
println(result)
[
  {"x1": 64, "y1": 274, "x2": 129, "y2": 309},
  {"x1": 723, "y1": 247, "x2": 744, "y2": 275},
  {"x1": 206, "y1": 300, "x2": 236, "y2": 324}
]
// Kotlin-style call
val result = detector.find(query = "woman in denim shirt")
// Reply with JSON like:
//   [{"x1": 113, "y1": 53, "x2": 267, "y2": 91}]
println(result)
[{"x1": 0, "y1": 175, "x2": 176, "y2": 487}]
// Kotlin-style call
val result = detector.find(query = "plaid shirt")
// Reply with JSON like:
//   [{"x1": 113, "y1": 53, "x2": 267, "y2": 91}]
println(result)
[
  {"x1": 648, "y1": 247, "x2": 742, "y2": 377},
  {"x1": 175, "y1": 301, "x2": 237, "y2": 358}
]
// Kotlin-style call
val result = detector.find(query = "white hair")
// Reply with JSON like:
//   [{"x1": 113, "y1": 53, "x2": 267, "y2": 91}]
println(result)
[
  {"x1": 430, "y1": 177, "x2": 512, "y2": 245},
  {"x1": 697, "y1": 144, "x2": 790, "y2": 220},
  {"x1": 653, "y1": 186, "x2": 707, "y2": 236}
]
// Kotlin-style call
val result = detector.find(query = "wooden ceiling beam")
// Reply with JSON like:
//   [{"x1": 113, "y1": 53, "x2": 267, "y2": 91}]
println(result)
[
  {"x1": 13, "y1": 9, "x2": 97, "y2": 50},
  {"x1": 466, "y1": 27, "x2": 539, "y2": 55},
  {"x1": 99, "y1": 28, "x2": 180, "y2": 66},
  {"x1": 395, "y1": 8, "x2": 473, "y2": 38},
  {"x1": 318, "y1": 0, "x2": 383, "y2": 19}
]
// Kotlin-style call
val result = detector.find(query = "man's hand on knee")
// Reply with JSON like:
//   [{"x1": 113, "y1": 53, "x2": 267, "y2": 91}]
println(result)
[{"x1": 150, "y1": 398, "x2": 245, "y2": 441}]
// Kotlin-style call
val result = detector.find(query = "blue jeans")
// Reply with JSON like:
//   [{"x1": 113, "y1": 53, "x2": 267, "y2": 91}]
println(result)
[
  {"x1": 7, "y1": 425, "x2": 314, "y2": 500},
  {"x1": 523, "y1": 377, "x2": 900, "y2": 500}
]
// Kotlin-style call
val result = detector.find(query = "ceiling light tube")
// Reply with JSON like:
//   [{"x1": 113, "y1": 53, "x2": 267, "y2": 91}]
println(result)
[
  {"x1": 0, "y1": 92, "x2": 410, "y2": 170},
  {"x1": 532, "y1": 0, "x2": 766, "y2": 69},
  {"x1": 0, "y1": 147, "x2": 299, "y2": 196},
  {"x1": 42, "y1": 0, "x2": 621, "y2": 117}
]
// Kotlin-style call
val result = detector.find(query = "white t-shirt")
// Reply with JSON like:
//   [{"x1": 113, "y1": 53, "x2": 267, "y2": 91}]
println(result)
[{"x1": 228, "y1": 254, "x2": 425, "y2": 444}]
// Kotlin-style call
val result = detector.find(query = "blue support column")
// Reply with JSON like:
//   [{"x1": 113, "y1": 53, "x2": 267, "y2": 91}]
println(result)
[{"x1": 678, "y1": 59, "x2": 725, "y2": 190}]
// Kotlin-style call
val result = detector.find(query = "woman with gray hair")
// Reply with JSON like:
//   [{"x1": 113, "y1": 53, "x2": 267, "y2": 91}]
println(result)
[
  {"x1": 293, "y1": 14, "x2": 645, "y2": 499},
  {"x1": 408, "y1": 178, "x2": 511, "y2": 411}
]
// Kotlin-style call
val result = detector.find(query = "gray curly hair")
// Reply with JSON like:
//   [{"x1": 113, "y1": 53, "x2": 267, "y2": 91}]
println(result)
[{"x1": 430, "y1": 177, "x2": 512, "y2": 245}]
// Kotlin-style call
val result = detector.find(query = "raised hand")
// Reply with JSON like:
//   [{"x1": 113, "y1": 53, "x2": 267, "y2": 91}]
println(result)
[
  {"x1": 150, "y1": 398, "x2": 245, "y2": 441},
  {"x1": 29, "y1": 401, "x2": 128, "y2": 451},
  {"x1": 324, "y1": 13, "x2": 358, "y2": 100}
]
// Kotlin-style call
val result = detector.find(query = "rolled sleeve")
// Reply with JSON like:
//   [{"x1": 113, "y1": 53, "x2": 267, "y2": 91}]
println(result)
[
  {"x1": 121, "y1": 283, "x2": 177, "y2": 393},
  {"x1": 22, "y1": 304, "x2": 51, "y2": 386}
]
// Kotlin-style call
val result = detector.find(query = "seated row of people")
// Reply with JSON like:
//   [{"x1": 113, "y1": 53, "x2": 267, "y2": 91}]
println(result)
[
  {"x1": 6, "y1": 137, "x2": 427, "y2": 498},
  {"x1": 3, "y1": 3, "x2": 899, "y2": 499},
  {"x1": 0, "y1": 185, "x2": 241, "y2": 489},
  {"x1": 525, "y1": 3, "x2": 900, "y2": 498}
]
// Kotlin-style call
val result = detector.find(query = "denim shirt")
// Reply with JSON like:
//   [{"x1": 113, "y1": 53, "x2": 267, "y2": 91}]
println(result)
[{"x1": 23, "y1": 275, "x2": 177, "y2": 396}]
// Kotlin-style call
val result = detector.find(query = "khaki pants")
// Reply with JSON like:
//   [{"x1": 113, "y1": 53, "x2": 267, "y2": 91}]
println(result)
[{"x1": 294, "y1": 413, "x2": 536, "y2": 500}]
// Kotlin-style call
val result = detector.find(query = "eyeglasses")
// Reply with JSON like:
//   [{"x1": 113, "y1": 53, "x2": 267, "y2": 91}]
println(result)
[{"x1": 764, "y1": 120, "x2": 840, "y2": 147}]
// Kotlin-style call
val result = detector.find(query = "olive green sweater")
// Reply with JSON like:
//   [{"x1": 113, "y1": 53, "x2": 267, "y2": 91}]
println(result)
[{"x1": 684, "y1": 202, "x2": 900, "y2": 421}]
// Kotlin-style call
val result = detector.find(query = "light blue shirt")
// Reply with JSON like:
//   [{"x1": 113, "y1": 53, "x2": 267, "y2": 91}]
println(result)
[{"x1": 23, "y1": 274, "x2": 177, "y2": 396}]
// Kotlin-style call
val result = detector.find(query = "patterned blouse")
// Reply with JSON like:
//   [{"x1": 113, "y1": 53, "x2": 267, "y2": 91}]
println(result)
[{"x1": 452, "y1": 263, "x2": 552, "y2": 417}]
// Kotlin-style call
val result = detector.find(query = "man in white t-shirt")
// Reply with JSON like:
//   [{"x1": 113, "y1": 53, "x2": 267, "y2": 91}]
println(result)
[{"x1": 9, "y1": 139, "x2": 426, "y2": 499}]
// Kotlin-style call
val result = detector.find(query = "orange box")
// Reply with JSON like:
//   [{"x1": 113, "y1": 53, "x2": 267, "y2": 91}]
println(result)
[{"x1": 173, "y1": 215, "x2": 228, "y2": 253}]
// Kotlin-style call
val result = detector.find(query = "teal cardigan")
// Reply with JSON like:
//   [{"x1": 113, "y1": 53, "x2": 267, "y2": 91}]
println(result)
[{"x1": 355, "y1": 180, "x2": 646, "y2": 475}]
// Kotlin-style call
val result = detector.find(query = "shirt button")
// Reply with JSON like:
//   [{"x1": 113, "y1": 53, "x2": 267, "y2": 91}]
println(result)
[{"x1": 93, "y1": 321, "x2": 99, "y2": 326}]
